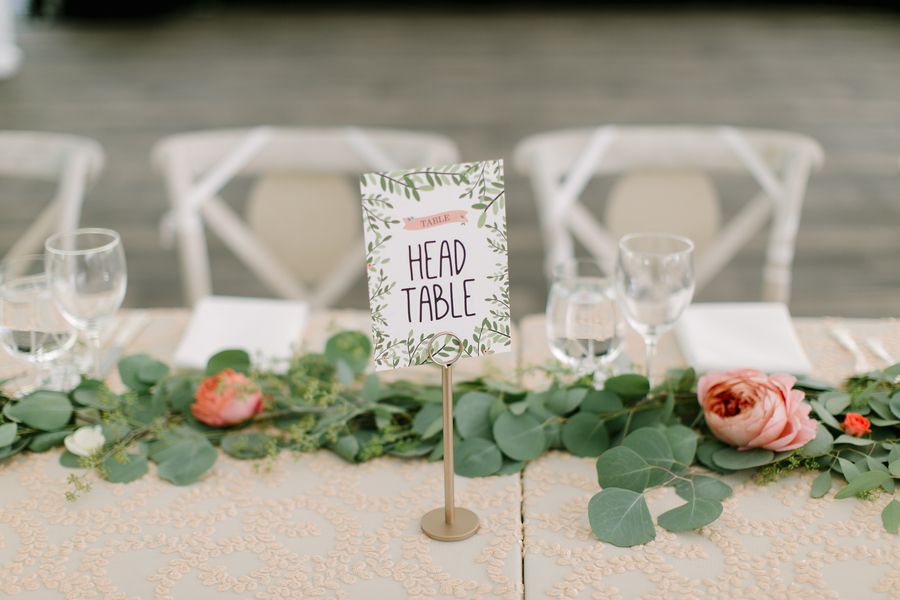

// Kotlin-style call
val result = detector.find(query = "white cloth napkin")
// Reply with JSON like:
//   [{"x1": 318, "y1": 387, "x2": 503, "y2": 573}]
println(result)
[
  {"x1": 174, "y1": 296, "x2": 309, "y2": 370},
  {"x1": 675, "y1": 303, "x2": 811, "y2": 375}
]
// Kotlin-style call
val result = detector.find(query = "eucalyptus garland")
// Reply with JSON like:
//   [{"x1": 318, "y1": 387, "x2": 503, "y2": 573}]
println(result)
[{"x1": 0, "y1": 330, "x2": 898, "y2": 547}]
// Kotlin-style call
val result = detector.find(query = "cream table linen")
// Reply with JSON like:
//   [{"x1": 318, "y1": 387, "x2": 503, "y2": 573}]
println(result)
[
  {"x1": 0, "y1": 309, "x2": 523, "y2": 600},
  {"x1": 519, "y1": 315, "x2": 900, "y2": 600}
]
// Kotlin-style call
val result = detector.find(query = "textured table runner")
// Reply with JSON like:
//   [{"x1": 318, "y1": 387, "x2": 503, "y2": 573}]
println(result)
[
  {"x1": 519, "y1": 315, "x2": 900, "y2": 600},
  {"x1": 0, "y1": 310, "x2": 522, "y2": 600}
]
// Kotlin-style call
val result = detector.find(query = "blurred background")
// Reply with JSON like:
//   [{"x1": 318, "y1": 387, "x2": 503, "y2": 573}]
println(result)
[{"x1": 1, "y1": 1, "x2": 899, "y2": 319}]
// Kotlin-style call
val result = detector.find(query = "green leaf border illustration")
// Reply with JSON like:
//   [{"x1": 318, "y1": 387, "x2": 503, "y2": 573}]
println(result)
[{"x1": 360, "y1": 160, "x2": 510, "y2": 369}]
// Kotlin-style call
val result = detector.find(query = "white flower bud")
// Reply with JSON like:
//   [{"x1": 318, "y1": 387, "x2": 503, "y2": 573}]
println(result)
[{"x1": 64, "y1": 425, "x2": 106, "y2": 457}]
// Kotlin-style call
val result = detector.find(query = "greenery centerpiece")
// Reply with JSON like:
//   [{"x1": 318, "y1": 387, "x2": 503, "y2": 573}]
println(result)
[{"x1": 0, "y1": 330, "x2": 897, "y2": 547}]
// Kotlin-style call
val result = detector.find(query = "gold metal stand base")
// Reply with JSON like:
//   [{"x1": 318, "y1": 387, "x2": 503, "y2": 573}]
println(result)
[{"x1": 421, "y1": 508, "x2": 479, "y2": 542}]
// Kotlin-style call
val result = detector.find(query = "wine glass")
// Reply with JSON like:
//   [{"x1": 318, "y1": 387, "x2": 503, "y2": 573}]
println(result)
[
  {"x1": 614, "y1": 233, "x2": 694, "y2": 384},
  {"x1": 547, "y1": 259, "x2": 623, "y2": 385},
  {"x1": 45, "y1": 228, "x2": 127, "y2": 378},
  {"x1": 0, "y1": 254, "x2": 77, "y2": 393}
]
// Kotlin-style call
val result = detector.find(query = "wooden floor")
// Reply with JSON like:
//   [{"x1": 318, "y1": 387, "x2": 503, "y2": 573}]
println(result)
[{"x1": 1, "y1": 7, "x2": 899, "y2": 318}]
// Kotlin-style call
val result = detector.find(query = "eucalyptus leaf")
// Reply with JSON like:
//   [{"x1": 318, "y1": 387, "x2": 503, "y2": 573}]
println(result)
[
  {"x1": 495, "y1": 459, "x2": 526, "y2": 475},
  {"x1": 837, "y1": 457, "x2": 860, "y2": 480},
  {"x1": 674, "y1": 475, "x2": 732, "y2": 501},
  {"x1": 5, "y1": 391, "x2": 72, "y2": 431},
  {"x1": 712, "y1": 448, "x2": 775, "y2": 470},
  {"x1": 0, "y1": 436, "x2": 27, "y2": 459},
  {"x1": 604, "y1": 374, "x2": 650, "y2": 402},
  {"x1": 138, "y1": 359, "x2": 169, "y2": 385},
  {"x1": 222, "y1": 432, "x2": 274, "y2": 460},
  {"x1": 412, "y1": 404, "x2": 443, "y2": 440},
  {"x1": 153, "y1": 437, "x2": 217, "y2": 485},
  {"x1": 811, "y1": 471, "x2": 833, "y2": 498},
  {"x1": 454, "y1": 392, "x2": 495, "y2": 440},
  {"x1": 0, "y1": 422, "x2": 16, "y2": 447},
  {"x1": 330, "y1": 435, "x2": 359, "y2": 462},
  {"x1": 622, "y1": 428, "x2": 674, "y2": 485},
  {"x1": 820, "y1": 391, "x2": 851, "y2": 415},
  {"x1": 888, "y1": 460, "x2": 900, "y2": 478},
  {"x1": 595, "y1": 446, "x2": 652, "y2": 492},
  {"x1": 800, "y1": 424, "x2": 834, "y2": 458},
  {"x1": 547, "y1": 387, "x2": 588, "y2": 415},
  {"x1": 205, "y1": 349, "x2": 251, "y2": 376},
  {"x1": 102, "y1": 452, "x2": 149, "y2": 483},
  {"x1": 834, "y1": 470, "x2": 889, "y2": 499},
  {"x1": 581, "y1": 390, "x2": 624, "y2": 414},
  {"x1": 664, "y1": 425, "x2": 698, "y2": 466},
  {"x1": 809, "y1": 400, "x2": 842, "y2": 430},
  {"x1": 28, "y1": 430, "x2": 69, "y2": 452},
  {"x1": 59, "y1": 450, "x2": 83, "y2": 468},
  {"x1": 71, "y1": 380, "x2": 118, "y2": 410},
  {"x1": 561, "y1": 412, "x2": 609, "y2": 457},
  {"x1": 588, "y1": 488, "x2": 655, "y2": 547},
  {"x1": 833, "y1": 434, "x2": 874, "y2": 447},
  {"x1": 508, "y1": 400, "x2": 529, "y2": 416},
  {"x1": 882, "y1": 499, "x2": 900, "y2": 533},
  {"x1": 454, "y1": 438, "x2": 503, "y2": 477},
  {"x1": 696, "y1": 439, "x2": 732, "y2": 473},
  {"x1": 657, "y1": 496, "x2": 723, "y2": 532},
  {"x1": 118, "y1": 354, "x2": 160, "y2": 390},
  {"x1": 890, "y1": 392, "x2": 900, "y2": 420},
  {"x1": 493, "y1": 412, "x2": 545, "y2": 461},
  {"x1": 325, "y1": 331, "x2": 372, "y2": 375}
]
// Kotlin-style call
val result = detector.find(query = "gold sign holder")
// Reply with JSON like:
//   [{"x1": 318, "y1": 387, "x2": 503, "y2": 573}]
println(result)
[{"x1": 420, "y1": 332, "x2": 480, "y2": 542}]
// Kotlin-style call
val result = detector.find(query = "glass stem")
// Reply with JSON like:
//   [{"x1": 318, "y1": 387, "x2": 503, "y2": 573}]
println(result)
[
  {"x1": 87, "y1": 328, "x2": 102, "y2": 379},
  {"x1": 644, "y1": 333, "x2": 658, "y2": 385}
]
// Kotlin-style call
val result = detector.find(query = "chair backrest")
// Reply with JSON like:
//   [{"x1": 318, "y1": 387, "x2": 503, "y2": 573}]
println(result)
[
  {"x1": 0, "y1": 131, "x2": 105, "y2": 262},
  {"x1": 513, "y1": 126, "x2": 824, "y2": 303},
  {"x1": 152, "y1": 127, "x2": 459, "y2": 307}
]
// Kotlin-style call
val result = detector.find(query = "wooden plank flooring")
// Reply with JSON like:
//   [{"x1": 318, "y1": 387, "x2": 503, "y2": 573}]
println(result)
[{"x1": 0, "y1": 7, "x2": 898, "y2": 318}]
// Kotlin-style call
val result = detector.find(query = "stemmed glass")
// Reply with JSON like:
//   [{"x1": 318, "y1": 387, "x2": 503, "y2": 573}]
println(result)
[
  {"x1": 0, "y1": 254, "x2": 77, "y2": 393},
  {"x1": 614, "y1": 233, "x2": 694, "y2": 384},
  {"x1": 45, "y1": 228, "x2": 127, "y2": 378},
  {"x1": 547, "y1": 259, "x2": 623, "y2": 386}
]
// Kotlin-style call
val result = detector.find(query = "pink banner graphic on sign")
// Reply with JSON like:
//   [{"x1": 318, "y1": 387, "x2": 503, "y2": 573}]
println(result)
[{"x1": 403, "y1": 210, "x2": 468, "y2": 231}]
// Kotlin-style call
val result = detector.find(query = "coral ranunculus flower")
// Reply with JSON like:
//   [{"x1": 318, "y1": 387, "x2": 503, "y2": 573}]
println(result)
[
  {"x1": 841, "y1": 412, "x2": 871, "y2": 437},
  {"x1": 191, "y1": 368, "x2": 264, "y2": 427},
  {"x1": 697, "y1": 369, "x2": 818, "y2": 452}
]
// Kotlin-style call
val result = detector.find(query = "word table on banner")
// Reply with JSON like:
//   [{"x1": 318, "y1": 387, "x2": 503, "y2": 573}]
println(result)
[{"x1": 359, "y1": 159, "x2": 511, "y2": 541}]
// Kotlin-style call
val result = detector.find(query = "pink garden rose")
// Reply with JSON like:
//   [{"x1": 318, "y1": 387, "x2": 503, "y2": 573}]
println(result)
[
  {"x1": 191, "y1": 368, "x2": 264, "y2": 427},
  {"x1": 698, "y1": 369, "x2": 817, "y2": 452}
]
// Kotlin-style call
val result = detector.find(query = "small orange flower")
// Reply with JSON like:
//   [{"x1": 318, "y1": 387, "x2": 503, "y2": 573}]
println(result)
[
  {"x1": 841, "y1": 412, "x2": 871, "y2": 437},
  {"x1": 191, "y1": 368, "x2": 263, "y2": 427}
]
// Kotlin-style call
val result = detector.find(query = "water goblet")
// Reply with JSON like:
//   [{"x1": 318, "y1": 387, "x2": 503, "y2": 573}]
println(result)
[
  {"x1": 45, "y1": 228, "x2": 127, "y2": 378},
  {"x1": 614, "y1": 233, "x2": 694, "y2": 384},
  {"x1": 0, "y1": 254, "x2": 77, "y2": 393},
  {"x1": 546, "y1": 259, "x2": 623, "y2": 386}
]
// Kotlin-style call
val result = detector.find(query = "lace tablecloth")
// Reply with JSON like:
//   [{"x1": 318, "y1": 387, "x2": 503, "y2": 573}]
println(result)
[
  {"x1": 519, "y1": 315, "x2": 900, "y2": 600},
  {"x1": 1, "y1": 310, "x2": 898, "y2": 599},
  {"x1": 0, "y1": 310, "x2": 523, "y2": 600}
]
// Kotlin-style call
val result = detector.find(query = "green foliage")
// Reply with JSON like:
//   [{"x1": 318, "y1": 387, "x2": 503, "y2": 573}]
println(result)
[
  {"x1": 2, "y1": 330, "x2": 898, "y2": 543},
  {"x1": 492, "y1": 412, "x2": 545, "y2": 461},
  {"x1": 882, "y1": 499, "x2": 900, "y2": 533},
  {"x1": 588, "y1": 488, "x2": 655, "y2": 547},
  {"x1": 5, "y1": 391, "x2": 72, "y2": 430},
  {"x1": 455, "y1": 438, "x2": 503, "y2": 477},
  {"x1": 205, "y1": 349, "x2": 251, "y2": 376}
]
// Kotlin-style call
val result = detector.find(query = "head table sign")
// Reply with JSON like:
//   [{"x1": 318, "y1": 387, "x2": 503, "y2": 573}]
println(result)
[{"x1": 359, "y1": 158, "x2": 511, "y2": 541}]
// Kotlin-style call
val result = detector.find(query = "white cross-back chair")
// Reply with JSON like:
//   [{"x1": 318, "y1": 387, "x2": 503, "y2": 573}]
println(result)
[
  {"x1": 514, "y1": 126, "x2": 824, "y2": 303},
  {"x1": 0, "y1": 131, "x2": 105, "y2": 261},
  {"x1": 153, "y1": 127, "x2": 459, "y2": 307}
]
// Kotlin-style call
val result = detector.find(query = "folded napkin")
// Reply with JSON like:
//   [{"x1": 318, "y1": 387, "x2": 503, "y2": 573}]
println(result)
[
  {"x1": 174, "y1": 296, "x2": 309, "y2": 370},
  {"x1": 675, "y1": 303, "x2": 811, "y2": 375}
]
